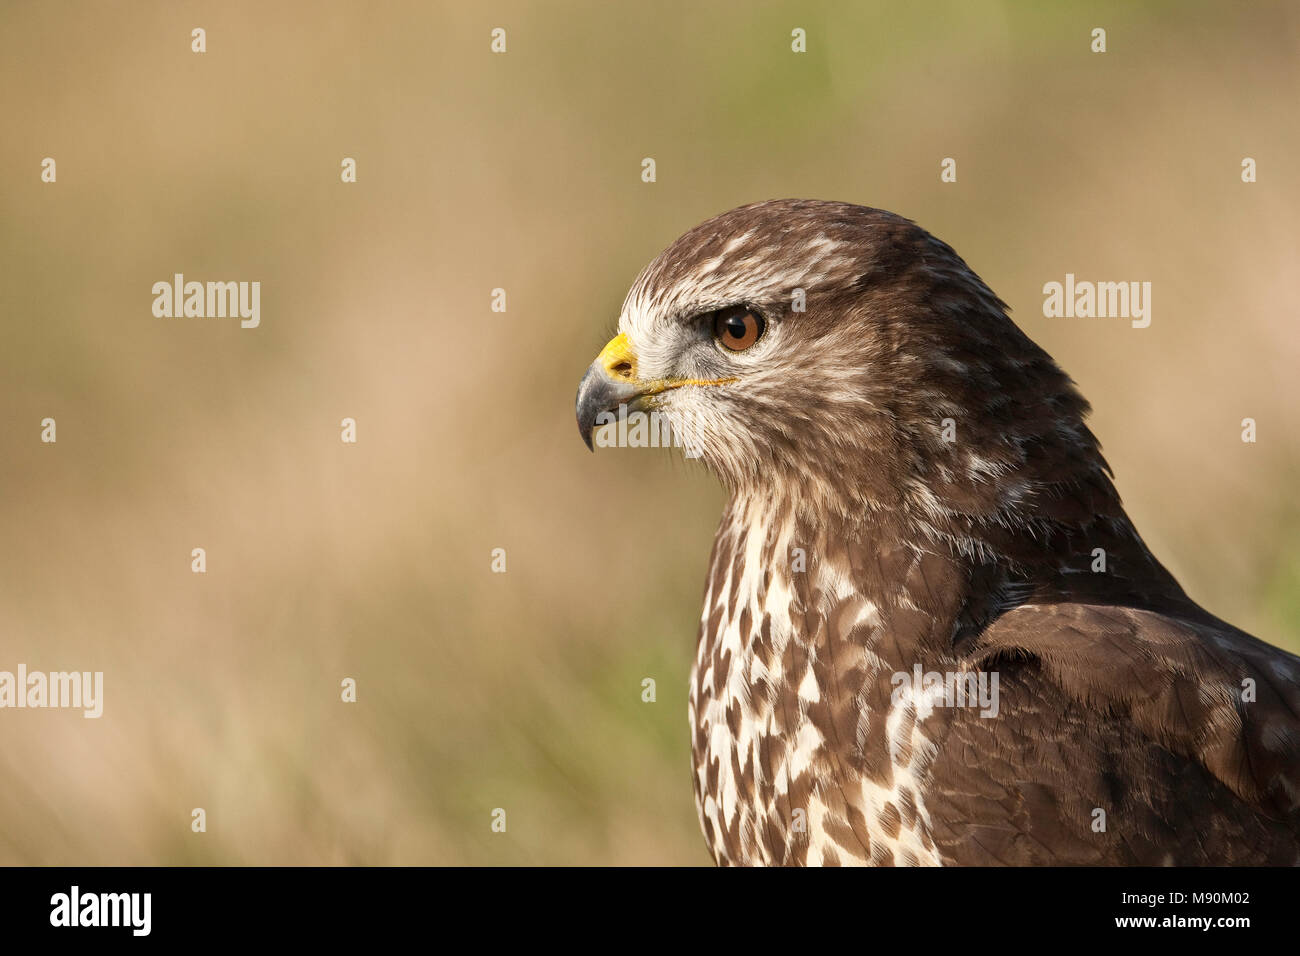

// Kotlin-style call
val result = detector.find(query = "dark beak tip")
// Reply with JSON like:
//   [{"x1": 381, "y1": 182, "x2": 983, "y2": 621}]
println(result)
[
  {"x1": 576, "y1": 363, "x2": 604, "y2": 452},
  {"x1": 576, "y1": 359, "x2": 638, "y2": 453}
]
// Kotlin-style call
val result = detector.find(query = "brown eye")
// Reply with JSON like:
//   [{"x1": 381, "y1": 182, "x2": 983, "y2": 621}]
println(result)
[{"x1": 713, "y1": 307, "x2": 765, "y2": 351}]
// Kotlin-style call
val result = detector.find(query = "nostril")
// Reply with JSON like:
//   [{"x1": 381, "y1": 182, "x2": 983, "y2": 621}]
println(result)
[{"x1": 612, "y1": 361, "x2": 633, "y2": 378}]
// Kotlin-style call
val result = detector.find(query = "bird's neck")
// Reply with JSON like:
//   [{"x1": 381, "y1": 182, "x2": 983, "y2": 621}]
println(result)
[{"x1": 724, "y1": 477, "x2": 1192, "y2": 660}]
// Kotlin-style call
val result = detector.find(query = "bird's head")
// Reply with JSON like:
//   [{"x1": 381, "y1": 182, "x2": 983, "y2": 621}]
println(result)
[{"x1": 577, "y1": 199, "x2": 1120, "y2": 545}]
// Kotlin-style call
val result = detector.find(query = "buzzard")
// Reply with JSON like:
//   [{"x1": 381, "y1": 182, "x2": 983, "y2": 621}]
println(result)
[{"x1": 575, "y1": 200, "x2": 1300, "y2": 866}]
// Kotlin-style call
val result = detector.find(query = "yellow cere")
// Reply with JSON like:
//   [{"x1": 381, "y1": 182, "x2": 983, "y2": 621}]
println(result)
[{"x1": 594, "y1": 332, "x2": 738, "y2": 394}]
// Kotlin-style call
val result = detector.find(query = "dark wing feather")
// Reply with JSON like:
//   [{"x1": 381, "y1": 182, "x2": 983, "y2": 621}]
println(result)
[{"x1": 923, "y1": 603, "x2": 1300, "y2": 865}]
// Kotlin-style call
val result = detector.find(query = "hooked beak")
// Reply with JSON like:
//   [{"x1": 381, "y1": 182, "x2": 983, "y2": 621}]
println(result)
[
  {"x1": 575, "y1": 333, "x2": 642, "y2": 451},
  {"x1": 575, "y1": 332, "x2": 736, "y2": 450}
]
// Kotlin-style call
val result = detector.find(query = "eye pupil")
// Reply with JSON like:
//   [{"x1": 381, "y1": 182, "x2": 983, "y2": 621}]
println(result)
[{"x1": 713, "y1": 308, "x2": 764, "y2": 351}]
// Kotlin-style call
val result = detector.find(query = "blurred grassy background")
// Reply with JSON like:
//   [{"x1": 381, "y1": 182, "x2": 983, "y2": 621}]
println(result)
[{"x1": 0, "y1": 0, "x2": 1297, "y2": 864}]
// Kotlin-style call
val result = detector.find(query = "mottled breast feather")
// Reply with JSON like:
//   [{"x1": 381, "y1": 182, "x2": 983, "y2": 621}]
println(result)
[{"x1": 663, "y1": 200, "x2": 1300, "y2": 867}]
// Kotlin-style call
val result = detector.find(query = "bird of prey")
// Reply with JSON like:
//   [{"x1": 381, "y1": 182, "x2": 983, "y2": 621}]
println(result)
[{"x1": 575, "y1": 199, "x2": 1300, "y2": 866}]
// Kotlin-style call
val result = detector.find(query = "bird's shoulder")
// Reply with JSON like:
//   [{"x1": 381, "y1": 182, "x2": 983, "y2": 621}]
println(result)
[{"x1": 963, "y1": 600, "x2": 1300, "y2": 818}]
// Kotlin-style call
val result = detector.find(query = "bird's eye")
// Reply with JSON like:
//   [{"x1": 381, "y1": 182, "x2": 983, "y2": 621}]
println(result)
[{"x1": 713, "y1": 307, "x2": 765, "y2": 352}]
